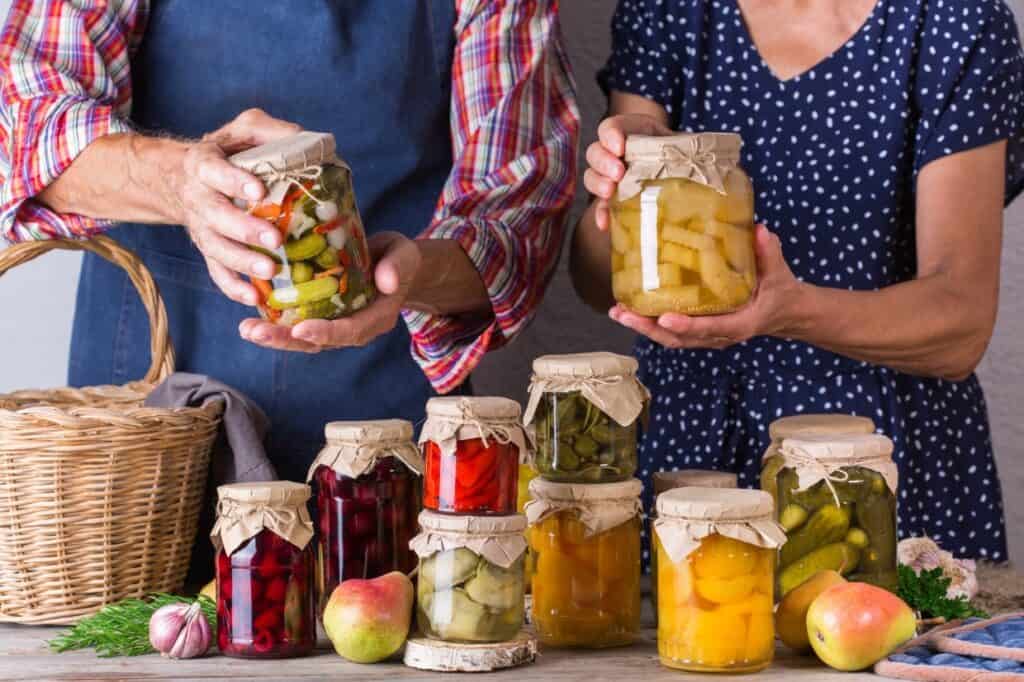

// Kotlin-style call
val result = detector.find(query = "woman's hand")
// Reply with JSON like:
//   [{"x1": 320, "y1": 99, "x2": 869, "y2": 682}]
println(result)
[
  {"x1": 584, "y1": 113, "x2": 673, "y2": 231},
  {"x1": 238, "y1": 232, "x2": 422, "y2": 353},
  {"x1": 609, "y1": 225, "x2": 809, "y2": 349}
]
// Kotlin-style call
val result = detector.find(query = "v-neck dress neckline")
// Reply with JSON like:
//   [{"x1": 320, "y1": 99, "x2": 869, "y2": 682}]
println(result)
[{"x1": 735, "y1": 0, "x2": 883, "y2": 85}]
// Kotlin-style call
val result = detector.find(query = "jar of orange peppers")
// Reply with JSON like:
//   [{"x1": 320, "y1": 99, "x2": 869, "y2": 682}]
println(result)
[
  {"x1": 525, "y1": 478, "x2": 643, "y2": 648},
  {"x1": 653, "y1": 487, "x2": 786, "y2": 673},
  {"x1": 229, "y1": 131, "x2": 374, "y2": 325},
  {"x1": 419, "y1": 397, "x2": 528, "y2": 515}
]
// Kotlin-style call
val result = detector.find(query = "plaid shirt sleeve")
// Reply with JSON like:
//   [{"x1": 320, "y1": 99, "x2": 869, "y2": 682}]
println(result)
[
  {"x1": 402, "y1": 0, "x2": 580, "y2": 394},
  {"x1": 0, "y1": 0, "x2": 146, "y2": 243}
]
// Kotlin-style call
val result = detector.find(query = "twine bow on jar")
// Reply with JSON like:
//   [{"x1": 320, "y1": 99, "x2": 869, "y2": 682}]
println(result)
[
  {"x1": 211, "y1": 493, "x2": 314, "y2": 556},
  {"x1": 454, "y1": 397, "x2": 518, "y2": 449},
  {"x1": 660, "y1": 144, "x2": 722, "y2": 190},
  {"x1": 251, "y1": 160, "x2": 327, "y2": 206}
]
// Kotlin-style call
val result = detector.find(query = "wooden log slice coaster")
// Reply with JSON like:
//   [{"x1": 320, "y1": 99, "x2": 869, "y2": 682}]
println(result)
[{"x1": 403, "y1": 631, "x2": 538, "y2": 672}]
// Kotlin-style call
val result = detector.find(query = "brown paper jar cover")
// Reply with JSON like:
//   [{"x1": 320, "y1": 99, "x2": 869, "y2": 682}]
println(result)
[
  {"x1": 418, "y1": 396, "x2": 528, "y2": 459},
  {"x1": 409, "y1": 510, "x2": 528, "y2": 569},
  {"x1": 211, "y1": 481, "x2": 314, "y2": 556},
  {"x1": 779, "y1": 432, "x2": 897, "y2": 495},
  {"x1": 617, "y1": 132, "x2": 742, "y2": 201},
  {"x1": 524, "y1": 478, "x2": 643, "y2": 537},
  {"x1": 307, "y1": 418, "x2": 422, "y2": 481},
  {"x1": 653, "y1": 469, "x2": 737, "y2": 496}
]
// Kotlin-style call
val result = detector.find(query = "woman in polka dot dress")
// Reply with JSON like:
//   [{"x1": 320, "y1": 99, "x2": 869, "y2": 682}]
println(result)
[{"x1": 572, "y1": 0, "x2": 1023, "y2": 564}]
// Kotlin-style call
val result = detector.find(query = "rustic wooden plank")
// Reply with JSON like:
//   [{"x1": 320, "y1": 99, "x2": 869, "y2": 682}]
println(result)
[{"x1": 0, "y1": 624, "x2": 877, "y2": 682}]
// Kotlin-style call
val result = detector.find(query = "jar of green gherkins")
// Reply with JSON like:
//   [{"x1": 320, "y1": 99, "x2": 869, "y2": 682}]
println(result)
[{"x1": 523, "y1": 353, "x2": 648, "y2": 484}]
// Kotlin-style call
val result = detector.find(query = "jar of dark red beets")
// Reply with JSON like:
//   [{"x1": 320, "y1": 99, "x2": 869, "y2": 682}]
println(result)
[
  {"x1": 308, "y1": 419, "x2": 422, "y2": 612},
  {"x1": 211, "y1": 482, "x2": 316, "y2": 659}
]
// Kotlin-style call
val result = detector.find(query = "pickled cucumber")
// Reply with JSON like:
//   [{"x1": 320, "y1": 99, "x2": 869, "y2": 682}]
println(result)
[
  {"x1": 779, "y1": 542, "x2": 861, "y2": 596},
  {"x1": 779, "y1": 504, "x2": 852, "y2": 568},
  {"x1": 290, "y1": 261, "x2": 314, "y2": 283},
  {"x1": 779, "y1": 504, "x2": 808, "y2": 532},
  {"x1": 420, "y1": 549, "x2": 479, "y2": 590},
  {"x1": 855, "y1": 488, "x2": 897, "y2": 577},
  {"x1": 760, "y1": 454, "x2": 785, "y2": 500},
  {"x1": 845, "y1": 528, "x2": 870, "y2": 549},
  {"x1": 294, "y1": 297, "x2": 339, "y2": 321},
  {"x1": 315, "y1": 246, "x2": 340, "y2": 269},
  {"x1": 464, "y1": 561, "x2": 521, "y2": 610},
  {"x1": 267, "y1": 277, "x2": 339, "y2": 310},
  {"x1": 284, "y1": 232, "x2": 327, "y2": 262}
]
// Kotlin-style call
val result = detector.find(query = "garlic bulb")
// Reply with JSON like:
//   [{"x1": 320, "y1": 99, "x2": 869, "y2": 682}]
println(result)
[
  {"x1": 898, "y1": 537, "x2": 979, "y2": 600},
  {"x1": 149, "y1": 601, "x2": 212, "y2": 659}
]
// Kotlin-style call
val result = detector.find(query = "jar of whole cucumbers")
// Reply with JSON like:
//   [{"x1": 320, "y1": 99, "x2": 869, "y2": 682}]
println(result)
[
  {"x1": 525, "y1": 478, "x2": 643, "y2": 648},
  {"x1": 410, "y1": 511, "x2": 528, "y2": 643},
  {"x1": 523, "y1": 352, "x2": 648, "y2": 483},
  {"x1": 773, "y1": 433, "x2": 898, "y2": 597},
  {"x1": 760, "y1": 414, "x2": 876, "y2": 500},
  {"x1": 307, "y1": 420, "x2": 422, "y2": 612},
  {"x1": 230, "y1": 131, "x2": 374, "y2": 325},
  {"x1": 653, "y1": 487, "x2": 785, "y2": 673},
  {"x1": 610, "y1": 133, "x2": 756, "y2": 316}
]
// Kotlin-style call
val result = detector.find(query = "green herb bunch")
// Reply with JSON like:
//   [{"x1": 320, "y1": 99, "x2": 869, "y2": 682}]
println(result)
[
  {"x1": 897, "y1": 565, "x2": 988, "y2": 622},
  {"x1": 49, "y1": 594, "x2": 216, "y2": 657}
]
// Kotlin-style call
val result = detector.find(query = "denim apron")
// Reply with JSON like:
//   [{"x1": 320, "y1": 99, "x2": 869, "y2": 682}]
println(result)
[{"x1": 70, "y1": 0, "x2": 458, "y2": 483}]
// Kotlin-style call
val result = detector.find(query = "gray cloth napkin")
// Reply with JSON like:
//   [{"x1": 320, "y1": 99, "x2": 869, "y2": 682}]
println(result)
[{"x1": 144, "y1": 372, "x2": 277, "y2": 485}]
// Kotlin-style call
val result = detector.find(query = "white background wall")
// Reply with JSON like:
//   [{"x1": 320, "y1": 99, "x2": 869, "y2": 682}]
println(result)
[{"x1": 1, "y1": 1, "x2": 1023, "y2": 562}]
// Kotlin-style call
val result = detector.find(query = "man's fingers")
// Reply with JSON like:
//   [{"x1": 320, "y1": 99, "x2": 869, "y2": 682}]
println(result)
[
  {"x1": 207, "y1": 108, "x2": 303, "y2": 152},
  {"x1": 292, "y1": 298, "x2": 398, "y2": 348},
  {"x1": 192, "y1": 226, "x2": 276, "y2": 279},
  {"x1": 202, "y1": 193, "x2": 281, "y2": 249},
  {"x1": 206, "y1": 258, "x2": 259, "y2": 306},
  {"x1": 195, "y1": 151, "x2": 265, "y2": 203},
  {"x1": 239, "y1": 318, "x2": 322, "y2": 353},
  {"x1": 369, "y1": 232, "x2": 420, "y2": 296}
]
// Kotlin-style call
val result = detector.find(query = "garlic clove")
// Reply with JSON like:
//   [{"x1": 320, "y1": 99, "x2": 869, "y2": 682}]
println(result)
[{"x1": 149, "y1": 601, "x2": 212, "y2": 659}]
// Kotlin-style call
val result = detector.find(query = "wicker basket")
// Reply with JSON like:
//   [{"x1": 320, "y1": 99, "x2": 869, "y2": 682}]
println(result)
[{"x1": 0, "y1": 236, "x2": 222, "y2": 624}]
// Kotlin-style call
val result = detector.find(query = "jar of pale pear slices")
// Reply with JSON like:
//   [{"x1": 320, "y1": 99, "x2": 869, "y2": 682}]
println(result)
[{"x1": 610, "y1": 133, "x2": 756, "y2": 316}]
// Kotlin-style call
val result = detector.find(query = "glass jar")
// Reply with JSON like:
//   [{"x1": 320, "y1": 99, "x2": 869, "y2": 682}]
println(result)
[
  {"x1": 524, "y1": 353, "x2": 648, "y2": 483},
  {"x1": 411, "y1": 511, "x2": 527, "y2": 643},
  {"x1": 212, "y1": 482, "x2": 316, "y2": 659},
  {"x1": 654, "y1": 487, "x2": 785, "y2": 673},
  {"x1": 526, "y1": 479, "x2": 642, "y2": 648},
  {"x1": 517, "y1": 462, "x2": 539, "y2": 591},
  {"x1": 308, "y1": 419, "x2": 422, "y2": 611},
  {"x1": 229, "y1": 131, "x2": 374, "y2": 325},
  {"x1": 610, "y1": 133, "x2": 756, "y2": 317},
  {"x1": 650, "y1": 470, "x2": 737, "y2": 621},
  {"x1": 760, "y1": 414, "x2": 875, "y2": 500},
  {"x1": 420, "y1": 397, "x2": 526, "y2": 515},
  {"x1": 773, "y1": 433, "x2": 898, "y2": 596}
]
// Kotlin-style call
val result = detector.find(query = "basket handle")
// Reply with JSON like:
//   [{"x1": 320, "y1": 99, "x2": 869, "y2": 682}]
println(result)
[{"x1": 0, "y1": 235, "x2": 175, "y2": 383}]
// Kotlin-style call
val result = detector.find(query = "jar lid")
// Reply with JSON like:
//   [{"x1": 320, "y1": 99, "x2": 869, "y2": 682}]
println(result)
[
  {"x1": 216, "y1": 480, "x2": 310, "y2": 506},
  {"x1": 324, "y1": 418, "x2": 414, "y2": 444},
  {"x1": 310, "y1": 419, "x2": 422, "y2": 481},
  {"x1": 619, "y1": 133, "x2": 742, "y2": 200},
  {"x1": 778, "y1": 433, "x2": 898, "y2": 497},
  {"x1": 653, "y1": 469, "x2": 737, "y2": 496},
  {"x1": 212, "y1": 481, "x2": 314, "y2": 555},
  {"x1": 531, "y1": 352, "x2": 638, "y2": 379},
  {"x1": 425, "y1": 396, "x2": 521, "y2": 420},
  {"x1": 656, "y1": 486, "x2": 774, "y2": 522},
  {"x1": 417, "y1": 510, "x2": 528, "y2": 536},
  {"x1": 528, "y1": 478, "x2": 643, "y2": 502},
  {"x1": 769, "y1": 414, "x2": 875, "y2": 441},
  {"x1": 229, "y1": 131, "x2": 337, "y2": 174}
]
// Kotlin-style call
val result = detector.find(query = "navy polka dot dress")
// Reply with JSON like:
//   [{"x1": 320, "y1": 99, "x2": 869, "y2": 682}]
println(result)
[{"x1": 598, "y1": 0, "x2": 1024, "y2": 564}]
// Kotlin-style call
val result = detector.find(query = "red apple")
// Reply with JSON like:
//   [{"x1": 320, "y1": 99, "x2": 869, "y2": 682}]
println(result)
[
  {"x1": 806, "y1": 582, "x2": 917, "y2": 671},
  {"x1": 323, "y1": 571, "x2": 413, "y2": 663}
]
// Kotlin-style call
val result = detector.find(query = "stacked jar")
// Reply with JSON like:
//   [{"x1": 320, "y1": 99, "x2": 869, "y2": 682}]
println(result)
[
  {"x1": 770, "y1": 432, "x2": 899, "y2": 596},
  {"x1": 411, "y1": 397, "x2": 530, "y2": 645},
  {"x1": 307, "y1": 419, "x2": 422, "y2": 611},
  {"x1": 211, "y1": 482, "x2": 317, "y2": 659},
  {"x1": 653, "y1": 487, "x2": 787, "y2": 673},
  {"x1": 522, "y1": 353, "x2": 648, "y2": 648},
  {"x1": 760, "y1": 414, "x2": 876, "y2": 500}
]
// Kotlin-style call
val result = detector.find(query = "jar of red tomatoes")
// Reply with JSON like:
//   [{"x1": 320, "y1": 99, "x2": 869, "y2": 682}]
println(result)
[
  {"x1": 211, "y1": 482, "x2": 316, "y2": 659},
  {"x1": 419, "y1": 397, "x2": 528, "y2": 515},
  {"x1": 308, "y1": 419, "x2": 422, "y2": 611}
]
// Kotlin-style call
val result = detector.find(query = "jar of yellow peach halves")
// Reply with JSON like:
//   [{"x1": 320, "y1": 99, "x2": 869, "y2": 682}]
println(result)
[
  {"x1": 525, "y1": 478, "x2": 642, "y2": 648},
  {"x1": 610, "y1": 133, "x2": 756, "y2": 316},
  {"x1": 653, "y1": 487, "x2": 786, "y2": 673}
]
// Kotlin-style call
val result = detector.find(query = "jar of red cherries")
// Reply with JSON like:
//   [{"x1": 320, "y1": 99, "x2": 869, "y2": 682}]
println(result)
[
  {"x1": 308, "y1": 419, "x2": 422, "y2": 611},
  {"x1": 211, "y1": 482, "x2": 316, "y2": 659},
  {"x1": 419, "y1": 397, "x2": 527, "y2": 515}
]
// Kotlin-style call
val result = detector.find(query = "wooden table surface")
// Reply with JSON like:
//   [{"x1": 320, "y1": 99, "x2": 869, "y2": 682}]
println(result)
[{"x1": 0, "y1": 624, "x2": 881, "y2": 682}]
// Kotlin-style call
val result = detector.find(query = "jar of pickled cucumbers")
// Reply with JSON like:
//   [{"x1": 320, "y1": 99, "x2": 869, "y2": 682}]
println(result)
[
  {"x1": 211, "y1": 482, "x2": 317, "y2": 659},
  {"x1": 525, "y1": 478, "x2": 642, "y2": 648},
  {"x1": 230, "y1": 131, "x2": 374, "y2": 325},
  {"x1": 307, "y1": 419, "x2": 422, "y2": 612},
  {"x1": 610, "y1": 133, "x2": 756, "y2": 316},
  {"x1": 653, "y1": 487, "x2": 786, "y2": 673},
  {"x1": 760, "y1": 414, "x2": 876, "y2": 500},
  {"x1": 419, "y1": 397, "x2": 527, "y2": 515},
  {"x1": 410, "y1": 511, "x2": 528, "y2": 643},
  {"x1": 524, "y1": 352, "x2": 648, "y2": 483},
  {"x1": 774, "y1": 433, "x2": 898, "y2": 596},
  {"x1": 650, "y1": 470, "x2": 737, "y2": 621}
]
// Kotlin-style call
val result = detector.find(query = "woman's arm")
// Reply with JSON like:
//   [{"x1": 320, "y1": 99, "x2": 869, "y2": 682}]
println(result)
[{"x1": 584, "y1": 92, "x2": 1005, "y2": 382}]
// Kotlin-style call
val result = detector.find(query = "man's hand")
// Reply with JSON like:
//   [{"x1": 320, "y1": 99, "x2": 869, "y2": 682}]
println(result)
[
  {"x1": 609, "y1": 225, "x2": 809, "y2": 349},
  {"x1": 238, "y1": 232, "x2": 423, "y2": 352},
  {"x1": 174, "y1": 109, "x2": 301, "y2": 305}
]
